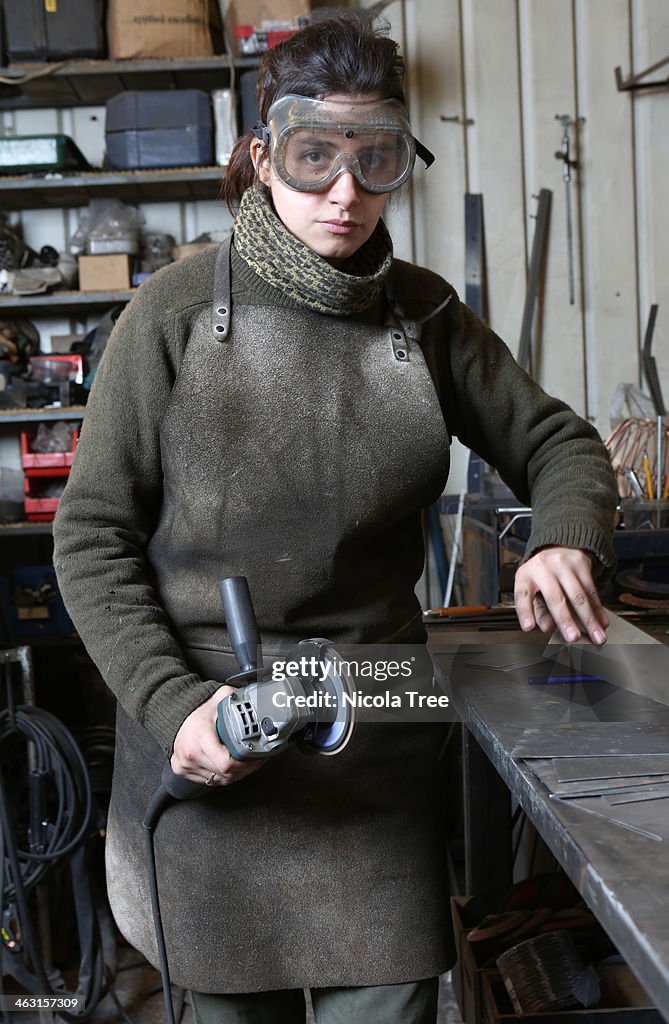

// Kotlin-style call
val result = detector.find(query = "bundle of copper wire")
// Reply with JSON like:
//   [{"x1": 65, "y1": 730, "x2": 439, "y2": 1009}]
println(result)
[{"x1": 605, "y1": 417, "x2": 669, "y2": 500}]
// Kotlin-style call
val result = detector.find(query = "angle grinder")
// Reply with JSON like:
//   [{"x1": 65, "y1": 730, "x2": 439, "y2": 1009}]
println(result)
[
  {"x1": 143, "y1": 576, "x2": 356, "y2": 1023},
  {"x1": 215, "y1": 575, "x2": 355, "y2": 759}
]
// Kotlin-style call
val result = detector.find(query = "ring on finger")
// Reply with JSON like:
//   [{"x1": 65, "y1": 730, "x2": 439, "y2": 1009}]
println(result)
[{"x1": 205, "y1": 771, "x2": 217, "y2": 786}]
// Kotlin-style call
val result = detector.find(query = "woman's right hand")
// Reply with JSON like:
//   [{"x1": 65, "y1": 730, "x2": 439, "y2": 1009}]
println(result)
[{"x1": 170, "y1": 684, "x2": 267, "y2": 787}]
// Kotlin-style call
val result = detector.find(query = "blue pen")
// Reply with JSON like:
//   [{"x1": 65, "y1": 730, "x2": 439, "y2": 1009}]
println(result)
[{"x1": 528, "y1": 674, "x2": 607, "y2": 685}]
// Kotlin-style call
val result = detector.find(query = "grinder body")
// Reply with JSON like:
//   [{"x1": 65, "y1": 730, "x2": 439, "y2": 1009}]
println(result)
[{"x1": 216, "y1": 579, "x2": 354, "y2": 761}]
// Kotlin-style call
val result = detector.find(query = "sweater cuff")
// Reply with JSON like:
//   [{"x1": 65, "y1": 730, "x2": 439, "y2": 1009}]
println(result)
[
  {"x1": 524, "y1": 522, "x2": 616, "y2": 582},
  {"x1": 141, "y1": 675, "x2": 221, "y2": 755}
]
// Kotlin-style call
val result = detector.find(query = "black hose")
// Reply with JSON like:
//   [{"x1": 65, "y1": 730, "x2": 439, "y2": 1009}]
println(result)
[
  {"x1": 141, "y1": 761, "x2": 211, "y2": 1024},
  {"x1": 142, "y1": 786, "x2": 185, "y2": 1024},
  {"x1": 0, "y1": 701, "x2": 117, "y2": 1021}
]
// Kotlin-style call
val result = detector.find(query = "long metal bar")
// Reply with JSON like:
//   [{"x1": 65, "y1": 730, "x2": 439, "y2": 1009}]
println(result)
[
  {"x1": 615, "y1": 55, "x2": 669, "y2": 92},
  {"x1": 517, "y1": 189, "x2": 552, "y2": 373},
  {"x1": 464, "y1": 193, "x2": 486, "y2": 321},
  {"x1": 642, "y1": 304, "x2": 666, "y2": 416}
]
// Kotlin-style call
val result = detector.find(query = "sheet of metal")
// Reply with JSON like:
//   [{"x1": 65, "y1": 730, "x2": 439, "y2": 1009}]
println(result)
[
  {"x1": 557, "y1": 796, "x2": 663, "y2": 842},
  {"x1": 513, "y1": 721, "x2": 669, "y2": 758},
  {"x1": 527, "y1": 757, "x2": 669, "y2": 798},
  {"x1": 555, "y1": 754, "x2": 669, "y2": 783},
  {"x1": 607, "y1": 787, "x2": 669, "y2": 806}
]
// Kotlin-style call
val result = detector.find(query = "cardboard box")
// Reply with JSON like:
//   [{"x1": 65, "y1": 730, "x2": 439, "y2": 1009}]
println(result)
[
  {"x1": 223, "y1": 0, "x2": 310, "y2": 56},
  {"x1": 107, "y1": 0, "x2": 222, "y2": 59},
  {"x1": 78, "y1": 254, "x2": 132, "y2": 293},
  {"x1": 171, "y1": 242, "x2": 219, "y2": 261}
]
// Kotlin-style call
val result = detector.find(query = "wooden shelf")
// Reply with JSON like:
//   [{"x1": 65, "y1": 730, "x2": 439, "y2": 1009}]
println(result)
[
  {"x1": 0, "y1": 288, "x2": 135, "y2": 315},
  {"x1": 0, "y1": 406, "x2": 86, "y2": 424},
  {"x1": 0, "y1": 521, "x2": 54, "y2": 535},
  {"x1": 0, "y1": 165, "x2": 225, "y2": 208},
  {"x1": 0, "y1": 55, "x2": 259, "y2": 108}
]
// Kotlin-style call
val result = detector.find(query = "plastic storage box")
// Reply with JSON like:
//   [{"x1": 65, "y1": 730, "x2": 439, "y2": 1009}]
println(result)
[
  {"x1": 23, "y1": 477, "x2": 66, "y2": 521},
  {"x1": 105, "y1": 90, "x2": 213, "y2": 170},
  {"x1": 3, "y1": 0, "x2": 105, "y2": 61},
  {"x1": 20, "y1": 427, "x2": 79, "y2": 473},
  {"x1": 0, "y1": 135, "x2": 89, "y2": 175}
]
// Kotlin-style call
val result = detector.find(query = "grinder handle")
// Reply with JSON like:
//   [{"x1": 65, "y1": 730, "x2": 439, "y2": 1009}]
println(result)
[
  {"x1": 218, "y1": 576, "x2": 263, "y2": 673},
  {"x1": 160, "y1": 761, "x2": 209, "y2": 801}
]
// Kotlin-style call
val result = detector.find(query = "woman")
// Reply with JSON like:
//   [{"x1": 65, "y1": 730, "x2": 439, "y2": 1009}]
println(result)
[{"x1": 53, "y1": 11, "x2": 617, "y2": 1024}]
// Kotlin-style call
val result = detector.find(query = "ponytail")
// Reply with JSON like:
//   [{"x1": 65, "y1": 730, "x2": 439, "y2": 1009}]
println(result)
[{"x1": 221, "y1": 129, "x2": 258, "y2": 213}]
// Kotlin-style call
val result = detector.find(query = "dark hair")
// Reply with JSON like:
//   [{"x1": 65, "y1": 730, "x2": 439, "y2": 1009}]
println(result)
[{"x1": 222, "y1": 11, "x2": 407, "y2": 212}]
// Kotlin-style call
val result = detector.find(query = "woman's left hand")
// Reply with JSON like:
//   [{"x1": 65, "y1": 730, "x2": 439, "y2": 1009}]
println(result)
[{"x1": 514, "y1": 546, "x2": 609, "y2": 644}]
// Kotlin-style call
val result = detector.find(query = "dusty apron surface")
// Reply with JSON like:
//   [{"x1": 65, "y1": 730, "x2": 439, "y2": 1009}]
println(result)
[{"x1": 106, "y1": 241, "x2": 455, "y2": 992}]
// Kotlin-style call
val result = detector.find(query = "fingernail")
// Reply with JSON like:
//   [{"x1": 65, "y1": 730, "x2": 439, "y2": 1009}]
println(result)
[
  {"x1": 566, "y1": 627, "x2": 580, "y2": 642},
  {"x1": 522, "y1": 618, "x2": 534, "y2": 631},
  {"x1": 594, "y1": 630, "x2": 606, "y2": 645}
]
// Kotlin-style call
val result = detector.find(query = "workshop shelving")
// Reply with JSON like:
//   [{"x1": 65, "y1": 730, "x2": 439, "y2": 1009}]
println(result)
[
  {"x1": 0, "y1": 54, "x2": 253, "y2": 604},
  {"x1": 0, "y1": 407, "x2": 86, "y2": 424},
  {"x1": 0, "y1": 54, "x2": 250, "y2": 309},
  {"x1": 0, "y1": 166, "x2": 226, "y2": 209},
  {"x1": 0, "y1": 289, "x2": 135, "y2": 315},
  {"x1": 0, "y1": 521, "x2": 55, "y2": 535},
  {"x1": 0, "y1": 56, "x2": 260, "y2": 109}
]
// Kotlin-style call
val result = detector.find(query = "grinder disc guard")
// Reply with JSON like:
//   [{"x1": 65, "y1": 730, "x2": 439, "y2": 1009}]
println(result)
[{"x1": 296, "y1": 639, "x2": 355, "y2": 755}]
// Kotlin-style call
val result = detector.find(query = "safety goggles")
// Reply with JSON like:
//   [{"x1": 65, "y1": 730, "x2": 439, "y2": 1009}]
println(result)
[{"x1": 254, "y1": 94, "x2": 434, "y2": 194}]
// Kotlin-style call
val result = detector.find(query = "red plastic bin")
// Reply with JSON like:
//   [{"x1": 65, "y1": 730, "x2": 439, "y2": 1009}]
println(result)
[
  {"x1": 20, "y1": 427, "x2": 79, "y2": 475},
  {"x1": 23, "y1": 477, "x2": 65, "y2": 522}
]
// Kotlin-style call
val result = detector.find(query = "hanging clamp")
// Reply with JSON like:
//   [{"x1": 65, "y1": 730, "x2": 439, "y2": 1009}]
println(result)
[{"x1": 554, "y1": 114, "x2": 585, "y2": 305}]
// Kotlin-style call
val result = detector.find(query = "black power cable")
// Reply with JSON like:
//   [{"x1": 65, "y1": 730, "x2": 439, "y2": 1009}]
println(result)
[{"x1": 0, "y1": 699, "x2": 118, "y2": 1022}]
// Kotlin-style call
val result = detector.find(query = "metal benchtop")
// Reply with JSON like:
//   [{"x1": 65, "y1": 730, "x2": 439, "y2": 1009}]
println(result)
[{"x1": 430, "y1": 618, "x2": 669, "y2": 1022}]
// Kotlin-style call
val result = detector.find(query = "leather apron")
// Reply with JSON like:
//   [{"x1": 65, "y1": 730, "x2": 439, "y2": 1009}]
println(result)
[{"x1": 105, "y1": 240, "x2": 455, "y2": 993}]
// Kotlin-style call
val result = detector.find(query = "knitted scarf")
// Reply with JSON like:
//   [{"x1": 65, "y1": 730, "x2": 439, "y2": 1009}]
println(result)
[{"x1": 233, "y1": 186, "x2": 393, "y2": 315}]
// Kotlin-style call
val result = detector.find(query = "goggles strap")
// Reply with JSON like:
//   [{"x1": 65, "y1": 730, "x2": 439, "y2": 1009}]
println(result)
[
  {"x1": 414, "y1": 137, "x2": 435, "y2": 169},
  {"x1": 252, "y1": 122, "x2": 271, "y2": 145}
]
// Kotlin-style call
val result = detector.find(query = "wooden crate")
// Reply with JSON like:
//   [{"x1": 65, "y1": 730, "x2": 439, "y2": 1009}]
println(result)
[
  {"x1": 451, "y1": 895, "x2": 488, "y2": 1024},
  {"x1": 481, "y1": 966, "x2": 662, "y2": 1023}
]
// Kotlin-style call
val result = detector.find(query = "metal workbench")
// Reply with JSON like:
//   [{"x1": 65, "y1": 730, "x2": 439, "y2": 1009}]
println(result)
[{"x1": 431, "y1": 623, "x2": 669, "y2": 1021}]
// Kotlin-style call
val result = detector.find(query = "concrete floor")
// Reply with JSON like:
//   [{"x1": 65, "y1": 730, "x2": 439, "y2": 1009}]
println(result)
[{"x1": 88, "y1": 945, "x2": 465, "y2": 1024}]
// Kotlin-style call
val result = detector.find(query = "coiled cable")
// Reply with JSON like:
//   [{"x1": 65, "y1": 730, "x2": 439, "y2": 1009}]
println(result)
[{"x1": 0, "y1": 698, "x2": 111, "y2": 1022}]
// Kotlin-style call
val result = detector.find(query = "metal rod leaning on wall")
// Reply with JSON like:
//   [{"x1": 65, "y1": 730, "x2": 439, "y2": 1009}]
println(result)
[
  {"x1": 517, "y1": 189, "x2": 552, "y2": 374},
  {"x1": 642, "y1": 304, "x2": 666, "y2": 417}
]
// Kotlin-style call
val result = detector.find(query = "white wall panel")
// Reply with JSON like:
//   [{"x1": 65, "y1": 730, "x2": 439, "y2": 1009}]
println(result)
[
  {"x1": 631, "y1": 0, "x2": 669, "y2": 416},
  {"x1": 576, "y1": 0, "x2": 638, "y2": 431},
  {"x1": 461, "y1": 0, "x2": 526, "y2": 344},
  {"x1": 406, "y1": 0, "x2": 467, "y2": 292},
  {"x1": 405, "y1": 0, "x2": 668, "y2": 440},
  {"x1": 517, "y1": 0, "x2": 585, "y2": 410}
]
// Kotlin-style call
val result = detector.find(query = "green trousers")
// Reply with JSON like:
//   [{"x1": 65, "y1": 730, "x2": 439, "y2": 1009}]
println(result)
[{"x1": 190, "y1": 978, "x2": 439, "y2": 1024}]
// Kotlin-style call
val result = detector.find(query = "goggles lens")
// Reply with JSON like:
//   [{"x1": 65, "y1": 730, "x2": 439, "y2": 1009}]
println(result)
[
  {"x1": 264, "y1": 94, "x2": 417, "y2": 194},
  {"x1": 281, "y1": 127, "x2": 413, "y2": 191}
]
